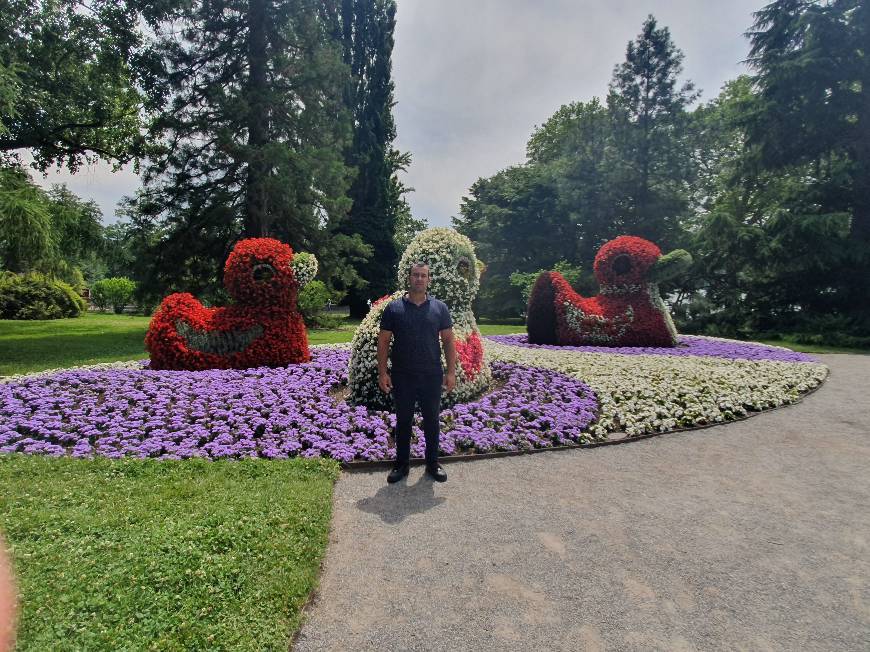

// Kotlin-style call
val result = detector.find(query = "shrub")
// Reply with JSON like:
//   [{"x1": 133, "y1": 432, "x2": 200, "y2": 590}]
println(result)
[
  {"x1": 0, "y1": 272, "x2": 86, "y2": 319},
  {"x1": 90, "y1": 282, "x2": 110, "y2": 312},
  {"x1": 297, "y1": 280, "x2": 336, "y2": 328},
  {"x1": 92, "y1": 277, "x2": 136, "y2": 314}
]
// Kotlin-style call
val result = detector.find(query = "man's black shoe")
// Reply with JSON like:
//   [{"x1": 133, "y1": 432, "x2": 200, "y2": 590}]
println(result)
[
  {"x1": 387, "y1": 465, "x2": 409, "y2": 484},
  {"x1": 426, "y1": 464, "x2": 447, "y2": 482}
]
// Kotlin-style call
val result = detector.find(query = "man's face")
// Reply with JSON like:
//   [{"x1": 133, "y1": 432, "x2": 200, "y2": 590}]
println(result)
[{"x1": 409, "y1": 266, "x2": 430, "y2": 292}]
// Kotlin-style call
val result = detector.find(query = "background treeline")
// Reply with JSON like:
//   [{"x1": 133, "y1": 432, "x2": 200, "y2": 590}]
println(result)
[
  {"x1": 0, "y1": 0, "x2": 421, "y2": 317},
  {"x1": 455, "y1": 2, "x2": 870, "y2": 345},
  {"x1": 2, "y1": 1, "x2": 868, "y2": 344}
]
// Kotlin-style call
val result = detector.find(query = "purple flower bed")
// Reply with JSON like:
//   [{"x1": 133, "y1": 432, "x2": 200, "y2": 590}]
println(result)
[
  {"x1": 487, "y1": 333, "x2": 816, "y2": 363},
  {"x1": 0, "y1": 349, "x2": 597, "y2": 463}
]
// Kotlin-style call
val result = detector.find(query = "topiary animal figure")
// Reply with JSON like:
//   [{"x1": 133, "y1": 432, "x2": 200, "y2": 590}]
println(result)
[
  {"x1": 348, "y1": 228, "x2": 492, "y2": 409},
  {"x1": 146, "y1": 238, "x2": 316, "y2": 370},
  {"x1": 527, "y1": 235, "x2": 691, "y2": 347}
]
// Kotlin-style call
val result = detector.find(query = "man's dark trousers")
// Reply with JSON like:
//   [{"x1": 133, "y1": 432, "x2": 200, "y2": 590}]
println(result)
[{"x1": 392, "y1": 370, "x2": 442, "y2": 468}]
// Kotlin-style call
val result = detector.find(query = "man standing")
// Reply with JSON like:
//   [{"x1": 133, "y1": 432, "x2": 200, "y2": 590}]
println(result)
[{"x1": 378, "y1": 262, "x2": 456, "y2": 483}]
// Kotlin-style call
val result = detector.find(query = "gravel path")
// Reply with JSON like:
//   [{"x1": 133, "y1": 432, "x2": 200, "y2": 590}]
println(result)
[{"x1": 293, "y1": 354, "x2": 870, "y2": 651}]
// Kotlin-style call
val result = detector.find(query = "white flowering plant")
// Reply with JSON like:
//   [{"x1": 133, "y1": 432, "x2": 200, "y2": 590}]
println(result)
[
  {"x1": 348, "y1": 228, "x2": 492, "y2": 409},
  {"x1": 290, "y1": 252, "x2": 318, "y2": 288}
]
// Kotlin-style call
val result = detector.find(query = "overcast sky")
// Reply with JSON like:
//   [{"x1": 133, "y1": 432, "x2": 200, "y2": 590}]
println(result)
[{"x1": 33, "y1": 0, "x2": 765, "y2": 227}]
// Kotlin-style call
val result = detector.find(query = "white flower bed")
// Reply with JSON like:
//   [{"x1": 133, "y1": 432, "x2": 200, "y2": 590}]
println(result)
[{"x1": 486, "y1": 340, "x2": 828, "y2": 437}]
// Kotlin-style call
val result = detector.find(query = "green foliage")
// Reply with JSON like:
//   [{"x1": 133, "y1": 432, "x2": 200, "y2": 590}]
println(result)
[
  {"x1": 605, "y1": 15, "x2": 697, "y2": 249},
  {"x1": 745, "y1": 0, "x2": 870, "y2": 240},
  {"x1": 1, "y1": 166, "x2": 107, "y2": 291},
  {"x1": 297, "y1": 280, "x2": 343, "y2": 328},
  {"x1": 0, "y1": 272, "x2": 85, "y2": 320},
  {"x1": 137, "y1": 0, "x2": 362, "y2": 308},
  {"x1": 683, "y1": 73, "x2": 864, "y2": 337},
  {"x1": 91, "y1": 277, "x2": 136, "y2": 314},
  {"x1": 457, "y1": 15, "x2": 695, "y2": 319},
  {"x1": 455, "y1": 165, "x2": 567, "y2": 318},
  {"x1": 0, "y1": 0, "x2": 155, "y2": 171},
  {"x1": 0, "y1": 455, "x2": 339, "y2": 650},
  {"x1": 510, "y1": 260, "x2": 593, "y2": 305},
  {"x1": 741, "y1": 0, "x2": 870, "y2": 325},
  {"x1": 0, "y1": 166, "x2": 53, "y2": 273}
]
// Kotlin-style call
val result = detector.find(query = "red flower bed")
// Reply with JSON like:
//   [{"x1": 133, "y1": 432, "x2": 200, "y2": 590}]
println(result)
[{"x1": 146, "y1": 238, "x2": 310, "y2": 370}]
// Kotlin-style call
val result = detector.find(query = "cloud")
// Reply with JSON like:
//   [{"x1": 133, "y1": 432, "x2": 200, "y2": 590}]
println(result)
[{"x1": 393, "y1": 0, "x2": 763, "y2": 226}]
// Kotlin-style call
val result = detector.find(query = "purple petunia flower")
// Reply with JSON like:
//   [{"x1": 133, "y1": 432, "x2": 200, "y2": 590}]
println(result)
[{"x1": 0, "y1": 349, "x2": 598, "y2": 463}]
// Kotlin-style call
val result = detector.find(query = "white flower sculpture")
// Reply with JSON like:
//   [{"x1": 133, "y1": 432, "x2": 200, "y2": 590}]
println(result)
[{"x1": 348, "y1": 228, "x2": 492, "y2": 409}]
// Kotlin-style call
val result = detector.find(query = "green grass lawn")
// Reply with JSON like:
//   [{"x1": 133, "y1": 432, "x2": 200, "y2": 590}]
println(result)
[
  {"x1": 0, "y1": 312, "x2": 152, "y2": 375},
  {"x1": 0, "y1": 313, "x2": 527, "y2": 375},
  {"x1": 0, "y1": 455, "x2": 339, "y2": 651}
]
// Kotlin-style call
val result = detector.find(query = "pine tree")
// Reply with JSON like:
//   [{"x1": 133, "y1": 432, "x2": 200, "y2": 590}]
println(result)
[
  {"x1": 606, "y1": 15, "x2": 698, "y2": 248},
  {"x1": 137, "y1": 0, "x2": 366, "y2": 300},
  {"x1": 745, "y1": 0, "x2": 870, "y2": 326},
  {"x1": 746, "y1": 0, "x2": 870, "y2": 244}
]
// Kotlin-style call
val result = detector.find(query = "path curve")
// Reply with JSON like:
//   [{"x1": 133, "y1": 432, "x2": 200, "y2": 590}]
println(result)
[{"x1": 294, "y1": 354, "x2": 869, "y2": 651}]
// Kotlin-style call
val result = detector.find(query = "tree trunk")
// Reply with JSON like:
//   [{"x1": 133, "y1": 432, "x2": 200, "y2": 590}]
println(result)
[{"x1": 244, "y1": 0, "x2": 269, "y2": 237}]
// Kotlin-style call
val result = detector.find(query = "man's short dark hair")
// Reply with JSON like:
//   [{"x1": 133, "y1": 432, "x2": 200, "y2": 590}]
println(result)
[{"x1": 409, "y1": 262, "x2": 429, "y2": 275}]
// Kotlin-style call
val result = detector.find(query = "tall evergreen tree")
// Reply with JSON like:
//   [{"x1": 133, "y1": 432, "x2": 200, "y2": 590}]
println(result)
[
  {"x1": 137, "y1": 0, "x2": 368, "y2": 301},
  {"x1": 336, "y1": 0, "x2": 405, "y2": 317},
  {"x1": 746, "y1": 0, "x2": 870, "y2": 243},
  {"x1": 528, "y1": 98, "x2": 618, "y2": 264},
  {"x1": 745, "y1": 0, "x2": 870, "y2": 325},
  {"x1": 606, "y1": 15, "x2": 698, "y2": 248}
]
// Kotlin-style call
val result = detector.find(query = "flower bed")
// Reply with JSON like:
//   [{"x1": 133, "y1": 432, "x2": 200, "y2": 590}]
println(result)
[
  {"x1": 486, "y1": 337, "x2": 827, "y2": 437},
  {"x1": 0, "y1": 334, "x2": 828, "y2": 463},
  {"x1": 0, "y1": 348, "x2": 597, "y2": 462},
  {"x1": 488, "y1": 333, "x2": 816, "y2": 363}
]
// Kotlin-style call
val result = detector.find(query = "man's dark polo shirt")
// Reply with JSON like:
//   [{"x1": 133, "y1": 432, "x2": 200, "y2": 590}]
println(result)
[{"x1": 380, "y1": 294, "x2": 452, "y2": 374}]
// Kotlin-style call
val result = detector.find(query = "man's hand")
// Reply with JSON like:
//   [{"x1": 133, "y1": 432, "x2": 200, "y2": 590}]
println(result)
[
  {"x1": 443, "y1": 371, "x2": 456, "y2": 393},
  {"x1": 376, "y1": 329, "x2": 393, "y2": 393}
]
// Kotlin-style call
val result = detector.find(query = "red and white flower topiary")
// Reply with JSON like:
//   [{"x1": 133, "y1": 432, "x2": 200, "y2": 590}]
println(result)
[
  {"x1": 527, "y1": 235, "x2": 692, "y2": 347},
  {"x1": 348, "y1": 228, "x2": 492, "y2": 409},
  {"x1": 146, "y1": 238, "x2": 313, "y2": 370}
]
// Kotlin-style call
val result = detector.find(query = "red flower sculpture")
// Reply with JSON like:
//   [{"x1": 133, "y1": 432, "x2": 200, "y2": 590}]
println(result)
[
  {"x1": 527, "y1": 236, "x2": 691, "y2": 347},
  {"x1": 146, "y1": 238, "x2": 310, "y2": 370}
]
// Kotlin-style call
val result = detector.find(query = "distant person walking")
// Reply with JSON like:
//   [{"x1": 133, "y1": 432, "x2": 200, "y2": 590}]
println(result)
[{"x1": 377, "y1": 262, "x2": 456, "y2": 483}]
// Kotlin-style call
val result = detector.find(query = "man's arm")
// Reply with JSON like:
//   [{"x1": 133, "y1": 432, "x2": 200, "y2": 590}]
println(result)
[
  {"x1": 440, "y1": 327, "x2": 456, "y2": 392},
  {"x1": 377, "y1": 329, "x2": 393, "y2": 393}
]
